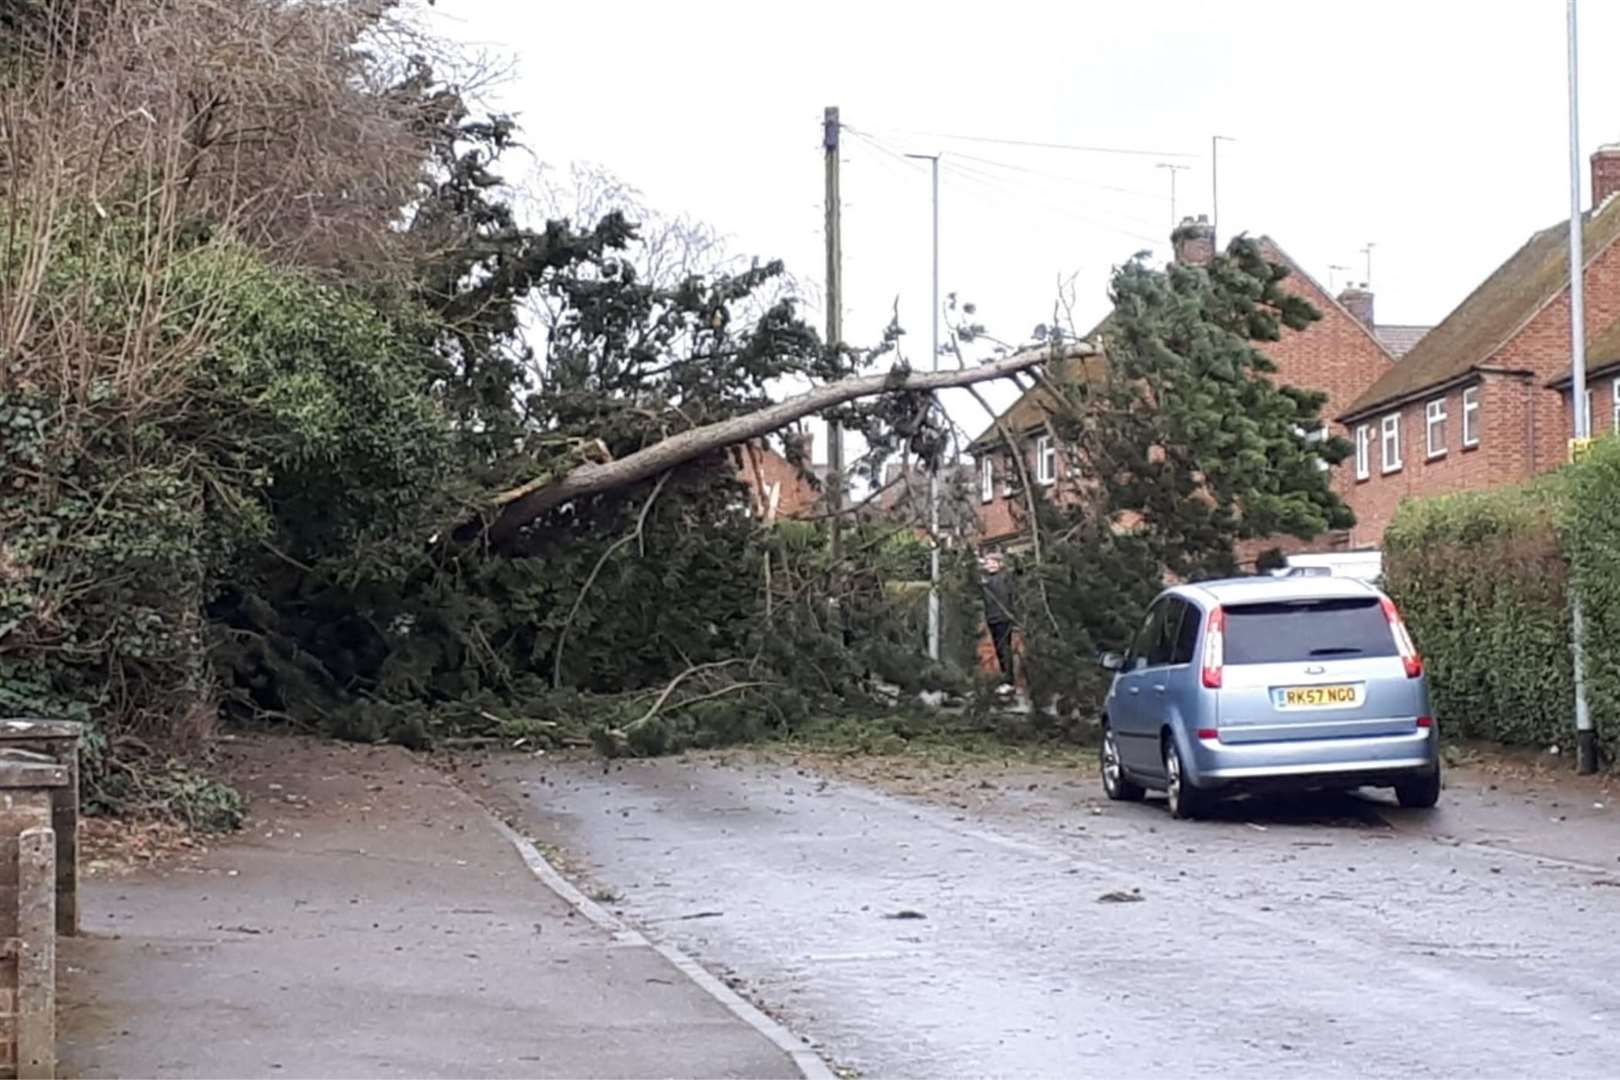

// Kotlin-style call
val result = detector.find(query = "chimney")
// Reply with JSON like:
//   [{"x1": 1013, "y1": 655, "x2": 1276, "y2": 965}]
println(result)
[
  {"x1": 1171, "y1": 214, "x2": 1215, "y2": 266},
  {"x1": 1338, "y1": 283, "x2": 1374, "y2": 328},
  {"x1": 1593, "y1": 144, "x2": 1620, "y2": 208}
]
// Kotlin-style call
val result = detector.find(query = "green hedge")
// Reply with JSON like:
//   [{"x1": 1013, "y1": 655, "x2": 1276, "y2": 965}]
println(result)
[
  {"x1": 1567, "y1": 438, "x2": 1620, "y2": 760},
  {"x1": 1385, "y1": 445, "x2": 1620, "y2": 762}
]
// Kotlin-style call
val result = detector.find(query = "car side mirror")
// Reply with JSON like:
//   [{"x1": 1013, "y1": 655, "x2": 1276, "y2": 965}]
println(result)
[{"x1": 1098, "y1": 651, "x2": 1124, "y2": 672}]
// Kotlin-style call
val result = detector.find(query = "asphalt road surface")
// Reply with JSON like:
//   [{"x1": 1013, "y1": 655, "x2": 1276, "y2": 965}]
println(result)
[{"x1": 469, "y1": 748, "x2": 1620, "y2": 1078}]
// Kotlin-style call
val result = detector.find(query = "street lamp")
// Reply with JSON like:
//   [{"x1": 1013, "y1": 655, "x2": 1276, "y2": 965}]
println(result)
[{"x1": 906, "y1": 152, "x2": 943, "y2": 663}]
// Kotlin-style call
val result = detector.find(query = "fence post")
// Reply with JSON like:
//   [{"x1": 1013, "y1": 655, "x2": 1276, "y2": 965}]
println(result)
[{"x1": 14, "y1": 829, "x2": 52, "y2": 1080}]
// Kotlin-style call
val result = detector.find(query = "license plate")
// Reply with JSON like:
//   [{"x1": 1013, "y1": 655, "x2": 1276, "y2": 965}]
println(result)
[{"x1": 1274, "y1": 684, "x2": 1363, "y2": 709}]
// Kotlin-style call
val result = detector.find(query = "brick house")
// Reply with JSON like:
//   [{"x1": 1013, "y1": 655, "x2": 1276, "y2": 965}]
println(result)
[
  {"x1": 733, "y1": 435, "x2": 822, "y2": 522},
  {"x1": 1338, "y1": 145, "x2": 1620, "y2": 545},
  {"x1": 971, "y1": 217, "x2": 1403, "y2": 561}
]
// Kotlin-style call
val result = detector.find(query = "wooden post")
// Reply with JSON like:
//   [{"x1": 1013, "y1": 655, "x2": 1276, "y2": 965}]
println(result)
[{"x1": 823, "y1": 106, "x2": 844, "y2": 563}]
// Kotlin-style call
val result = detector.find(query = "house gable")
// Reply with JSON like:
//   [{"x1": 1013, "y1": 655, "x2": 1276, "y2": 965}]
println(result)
[{"x1": 1253, "y1": 237, "x2": 1396, "y2": 424}]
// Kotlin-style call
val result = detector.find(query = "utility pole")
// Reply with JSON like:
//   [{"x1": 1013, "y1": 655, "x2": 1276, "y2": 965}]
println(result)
[
  {"x1": 1565, "y1": 1, "x2": 1598, "y2": 774},
  {"x1": 906, "y1": 151, "x2": 942, "y2": 661},
  {"x1": 1361, "y1": 242, "x2": 1377, "y2": 288},
  {"x1": 1156, "y1": 162, "x2": 1189, "y2": 231},
  {"x1": 1211, "y1": 135, "x2": 1236, "y2": 250},
  {"x1": 823, "y1": 107, "x2": 845, "y2": 564}
]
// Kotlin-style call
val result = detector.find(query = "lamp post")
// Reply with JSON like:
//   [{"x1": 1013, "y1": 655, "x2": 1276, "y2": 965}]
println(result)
[{"x1": 906, "y1": 152, "x2": 943, "y2": 662}]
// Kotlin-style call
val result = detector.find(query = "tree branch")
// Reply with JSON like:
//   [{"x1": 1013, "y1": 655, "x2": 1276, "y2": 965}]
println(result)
[
  {"x1": 551, "y1": 470, "x2": 670, "y2": 688},
  {"x1": 626, "y1": 658, "x2": 749, "y2": 732},
  {"x1": 480, "y1": 348, "x2": 1089, "y2": 547}
]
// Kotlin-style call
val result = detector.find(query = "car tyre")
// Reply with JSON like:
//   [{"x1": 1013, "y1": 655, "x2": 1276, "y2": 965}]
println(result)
[
  {"x1": 1394, "y1": 767, "x2": 1441, "y2": 809},
  {"x1": 1164, "y1": 737, "x2": 1210, "y2": 820},
  {"x1": 1100, "y1": 723, "x2": 1145, "y2": 802}
]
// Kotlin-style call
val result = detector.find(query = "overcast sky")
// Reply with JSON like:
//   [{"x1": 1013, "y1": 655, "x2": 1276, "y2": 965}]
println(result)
[{"x1": 430, "y1": 0, "x2": 1620, "y2": 458}]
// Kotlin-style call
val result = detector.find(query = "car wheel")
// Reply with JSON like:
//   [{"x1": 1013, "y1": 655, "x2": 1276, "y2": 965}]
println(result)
[
  {"x1": 1394, "y1": 767, "x2": 1441, "y2": 809},
  {"x1": 1164, "y1": 737, "x2": 1209, "y2": 820},
  {"x1": 1100, "y1": 724, "x2": 1145, "y2": 802}
]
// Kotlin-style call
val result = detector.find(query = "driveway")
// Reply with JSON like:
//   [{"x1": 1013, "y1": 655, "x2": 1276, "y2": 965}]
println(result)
[{"x1": 465, "y1": 747, "x2": 1620, "y2": 1078}]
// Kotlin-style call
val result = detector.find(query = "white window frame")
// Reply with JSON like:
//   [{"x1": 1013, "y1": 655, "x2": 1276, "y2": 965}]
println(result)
[
  {"x1": 1612, "y1": 378, "x2": 1620, "y2": 435},
  {"x1": 1425, "y1": 398, "x2": 1448, "y2": 458},
  {"x1": 980, "y1": 457, "x2": 994, "y2": 503},
  {"x1": 1462, "y1": 386, "x2": 1480, "y2": 448},
  {"x1": 1583, "y1": 387, "x2": 1595, "y2": 438},
  {"x1": 1035, "y1": 435, "x2": 1057, "y2": 485},
  {"x1": 1355, "y1": 424, "x2": 1371, "y2": 480},
  {"x1": 1381, "y1": 413, "x2": 1402, "y2": 473},
  {"x1": 1299, "y1": 424, "x2": 1330, "y2": 472}
]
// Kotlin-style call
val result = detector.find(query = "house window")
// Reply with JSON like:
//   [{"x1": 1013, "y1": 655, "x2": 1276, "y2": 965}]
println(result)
[
  {"x1": 1298, "y1": 424, "x2": 1330, "y2": 472},
  {"x1": 1035, "y1": 435, "x2": 1056, "y2": 485},
  {"x1": 1425, "y1": 398, "x2": 1448, "y2": 458},
  {"x1": 1355, "y1": 424, "x2": 1370, "y2": 480},
  {"x1": 1612, "y1": 378, "x2": 1620, "y2": 434},
  {"x1": 1462, "y1": 386, "x2": 1480, "y2": 447},
  {"x1": 1381, "y1": 413, "x2": 1402, "y2": 473},
  {"x1": 980, "y1": 457, "x2": 994, "y2": 503},
  {"x1": 1583, "y1": 388, "x2": 1595, "y2": 437}
]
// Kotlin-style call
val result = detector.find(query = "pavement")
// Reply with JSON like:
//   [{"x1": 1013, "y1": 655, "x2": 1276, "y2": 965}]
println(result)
[
  {"x1": 467, "y1": 747, "x2": 1620, "y2": 1079},
  {"x1": 58, "y1": 736, "x2": 809, "y2": 1080}
]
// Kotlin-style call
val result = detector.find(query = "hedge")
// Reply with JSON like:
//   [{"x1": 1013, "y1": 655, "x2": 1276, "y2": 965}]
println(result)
[
  {"x1": 1566, "y1": 437, "x2": 1620, "y2": 761},
  {"x1": 1384, "y1": 441, "x2": 1620, "y2": 762}
]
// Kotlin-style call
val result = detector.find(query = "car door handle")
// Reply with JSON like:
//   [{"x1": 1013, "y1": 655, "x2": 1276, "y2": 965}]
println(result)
[
  {"x1": 1129, "y1": 686, "x2": 1140, "y2": 695},
  {"x1": 1153, "y1": 685, "x2": 1166, "y2": 694}
]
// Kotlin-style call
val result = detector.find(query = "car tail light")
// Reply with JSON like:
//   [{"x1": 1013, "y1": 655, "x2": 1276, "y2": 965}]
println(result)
[
  {"x1": 1416, "y1": 715, "x2": 1433, "y2": 728},
  {"x1": 1380, "y1": 596, "x2": 1423, "y2": 678},
  {"x1": 1196, "y1": 728, "x2": 1219, "y2": 740},
  {"x1": 1201, "y1": 605, "x2": 1225, "y2": 689}
]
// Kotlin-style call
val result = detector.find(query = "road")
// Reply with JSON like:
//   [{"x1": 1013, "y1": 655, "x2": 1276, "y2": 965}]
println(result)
[{"x1": 466, "y1": 748, "x2": 1620, "y2": 1078}]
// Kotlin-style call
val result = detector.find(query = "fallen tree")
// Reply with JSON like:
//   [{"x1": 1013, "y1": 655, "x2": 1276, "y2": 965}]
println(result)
[{"x1": 480, "y1": 346, "x2": 1091, "y2": 546}]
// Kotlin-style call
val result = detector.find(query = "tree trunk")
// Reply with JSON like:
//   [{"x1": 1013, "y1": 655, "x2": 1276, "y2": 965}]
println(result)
[{"x1": 480, "y1": 348, "x2": 1090, "y2": 547}]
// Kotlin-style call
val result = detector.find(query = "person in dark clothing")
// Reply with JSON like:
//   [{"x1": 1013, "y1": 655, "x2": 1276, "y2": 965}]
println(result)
[{"x1": 980, "y1": 552, "x2": 1016, "y2": 689}]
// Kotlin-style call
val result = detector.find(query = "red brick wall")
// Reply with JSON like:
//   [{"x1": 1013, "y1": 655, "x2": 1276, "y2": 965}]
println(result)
[
  {"x1": 1341, "y1": 373, "x2": 1535, "y2": 543},
  {"x1": 974, "y1": 438, "x2": 1072, "y2": 546},
  {"x1": 1343, "y1": 234, "x2": 1620, "y2": 543},
  {"x1": 1238, "y1": 252, "x2": 1395, "y2": 560},
  {"x1": 735, "y1": 443, "x2": 820, "y2": 520}
]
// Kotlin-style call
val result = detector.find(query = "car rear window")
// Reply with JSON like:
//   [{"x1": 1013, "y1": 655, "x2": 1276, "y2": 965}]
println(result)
[{"x1": 1224, "y1": 598, "x2": 1397, "y2": 665}]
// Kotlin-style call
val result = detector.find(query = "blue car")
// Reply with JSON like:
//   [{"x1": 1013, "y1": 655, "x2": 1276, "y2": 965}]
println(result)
[{"x1": 1098, "y1": 576, "x2": 1440, "y2": 819}]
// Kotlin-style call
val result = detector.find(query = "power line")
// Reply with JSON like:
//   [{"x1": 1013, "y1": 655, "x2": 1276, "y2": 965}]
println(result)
[
  {"x1": 844, "y1": 128, "x2": 929, "y2": 174},
  {"x1": 849, "y1": 126, "x2": 1165, "y2": 240},
  {"x1": 860, "y1": 124, "x2": 1196, "y2": 160},
  {"x1": 843, "y1": 129, "x2": 926, "y2": 190},
  {"x1": 937, "y1": 156, "x2": 1165, "y2": 239},
  {"x1": 935, "y1": 157, "x2": 1162, "y2": 247},
  {"x1": 944, "y1": 150, "x2": 1164, "y2": 203}
]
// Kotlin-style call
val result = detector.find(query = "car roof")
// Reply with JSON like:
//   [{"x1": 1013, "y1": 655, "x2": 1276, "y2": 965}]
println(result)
[{"x1": 1170, "y1": 576, "x2": 1382, "y2": 607}]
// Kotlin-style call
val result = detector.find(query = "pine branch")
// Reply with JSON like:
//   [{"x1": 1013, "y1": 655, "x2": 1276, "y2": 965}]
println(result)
[{"x1": 550, "y1": 470, "x2": 671, "y2": 688}]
